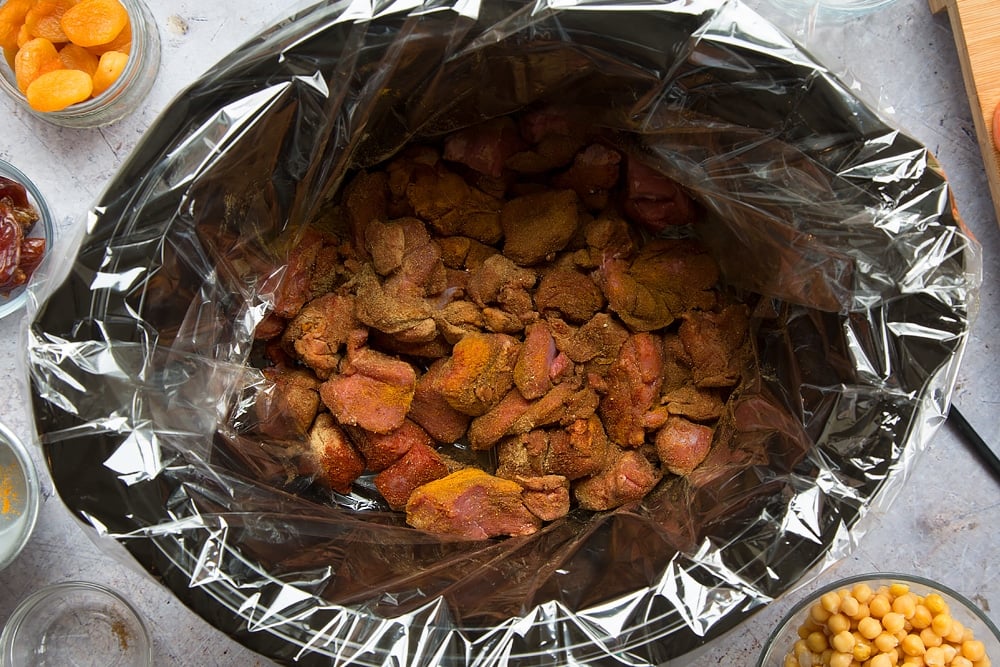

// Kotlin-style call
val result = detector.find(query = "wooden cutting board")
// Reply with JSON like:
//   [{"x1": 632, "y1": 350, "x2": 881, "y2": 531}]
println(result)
[{"x1": 930, "y1": 0, "x2": 1000, "y2": 226}]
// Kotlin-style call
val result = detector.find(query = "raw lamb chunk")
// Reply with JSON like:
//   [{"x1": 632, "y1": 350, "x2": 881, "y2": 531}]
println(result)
[
  {"x1": 435, "y1": 333, "x2": 520, "y2": 416},
  {"x1": 513, "y1": 321, "x2": 558, "y2": 400},
  {"x1": 319, "y1": 347, "x2": 416, "y2": 434},
  {"x1": 599, "y1": 332, "x2": 664, "y2": 447},
  {"x1": 281, "y1": 293, "x2": 357, "y2": 378},
  {"x1": 535, "y1": 268, "x2": 605, "y2": 324},
  {"x1": 678, "y1": 304, "x2": 749, "y2": 388},
  {"x1": 343, "y1": 170, "x2": 390, "y2": 254},
  {"x1": 467, "y1": 254, "x2": 537, "y2": 306},
  {"x1": 256, "y1": 367, "x2": 321, "y2": 440},
  {"x1": 405, "y1": 468, "x2": 541, "y2": 539},
  {"x1": 500, "y1": 190, "x2": 581, "y2": 266},
  {"x1": 552, "y1": 143, "x2": 622, "y2": 210},
  {"x1": 375, "y1": 441, "x2": 450, "y2": 510},
  {"x1": 516, "y1": 474, "x2": 571, "y2": 522},
  {"x1": 348, "y1": 419, "x2": 431, "y2": 472},
  {"x1": 546, "y1": 416, "x2": 609, "y2": 480},
  {"x1": 622, "y1": 157, "x2": 698, "y2": 232},
  {"x1": 408, "y1": 359, "x2": 473, "y2": 444},
  {"x1": 573, "y1": 448, "x2": 662, "y2": 511},
  {"x1": 467, "y1": 390, "x2": 533, "y2": 451},
  {"x1": 655, "y1": 416, "x2": 714, "y2": 476},
  {"x1": 308, "y1": 413, "x2": 365, "y2": 494},
  {"x1": 406, "y1": 164, "x2": 503, "y2": 243},
  {"x1": 443, "y1": 117, "x2": 527, "y2": 178}
]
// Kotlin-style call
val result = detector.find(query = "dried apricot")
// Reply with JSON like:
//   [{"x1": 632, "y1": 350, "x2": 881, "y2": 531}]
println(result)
[
  {"x1": 25, "y1": 66, "x2": 92, "y2": 110},
  {"x1": 13, "y1": 36, "x2": 62, "y2": 92},
  {"x1": 60, "y1": 0, "x2": 127, "y2": 48},
  {"x1": 25, "y1": 0, "x2": 79, "y2": 44},
  {"x1": 58, "y1": 41, "x2": 96, "y2": 75},
  {"x1": 85, "y1": 14, "x2": 127, "y2": 55},
  {"x1": 15, "y1": 20, "x2": 28, "y2": 47},
  {"x1": 0, "y1": 0, "x2": 33, "y2": 53},
  {"x1": 90, "y1": 47, "x2": 124, "y2": 95}
]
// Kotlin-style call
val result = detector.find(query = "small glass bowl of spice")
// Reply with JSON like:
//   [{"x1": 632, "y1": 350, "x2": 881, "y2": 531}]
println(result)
[
  {"x1": 758, "y1": 573, "x2": 999, "y2": 667},
  {"x1": 0, "y1": 158, "x2": 52, "y2": 320},
  {"x1": 0, "y1": 420, "x2": 39, "y2": 571},
  {"x1": 0, "y1": 0, "x2": 160, "y2": 127},
  {"x1": 1, "y1": 581, "x2": 153, "y2": 666}
]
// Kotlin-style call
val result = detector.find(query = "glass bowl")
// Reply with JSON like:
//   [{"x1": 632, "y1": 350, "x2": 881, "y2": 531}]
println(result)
[
  {"x1": 0, "y1": 421, "x2": 39, "y2": 571},
  {"x1": 0, "y1": 159, "x2": 54, "y2": 321},
  {"x1": 0, "y1": 0, "x2": 160, "y2": 128},
  {"x1": 757, "y1": 573, "x2": 1000, "y2": 667},
  {"x1": 1, "y1": 581, "x2": 153, "y2": 667}
]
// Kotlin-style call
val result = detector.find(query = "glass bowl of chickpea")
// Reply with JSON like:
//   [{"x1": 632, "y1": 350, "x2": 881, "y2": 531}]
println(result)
[{"x1": 757, "y1": 573, "x2": 999, "y2": 667}]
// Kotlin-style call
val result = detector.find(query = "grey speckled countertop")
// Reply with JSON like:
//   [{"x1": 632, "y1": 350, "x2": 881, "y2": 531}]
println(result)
[{"x1": 0, "y1": 1, "x2": 997, "y2": 665}]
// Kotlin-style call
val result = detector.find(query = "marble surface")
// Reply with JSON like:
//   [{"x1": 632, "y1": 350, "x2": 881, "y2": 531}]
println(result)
[{"x1": 0, "y1": 1, "x2": 997, "y2": 665}]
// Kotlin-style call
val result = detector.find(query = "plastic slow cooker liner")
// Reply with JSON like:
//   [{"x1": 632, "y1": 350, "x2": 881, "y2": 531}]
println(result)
[{"x1": 24, "y1": 0, "x2": 981, "y2": 665}]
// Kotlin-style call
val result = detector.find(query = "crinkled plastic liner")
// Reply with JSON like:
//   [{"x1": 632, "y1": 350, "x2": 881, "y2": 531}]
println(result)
[{"x1": 25, "y1": 0, "x2": 980, "y2": 665}]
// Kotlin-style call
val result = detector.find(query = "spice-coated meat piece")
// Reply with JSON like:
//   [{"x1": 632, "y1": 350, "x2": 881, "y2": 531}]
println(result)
[
  {"x1": 435, "y1": 332, "x2": 520, "y2": 416},
  {"x1": 516, "y1": 474, "x2": 571, "y2": 522},
  {"x1": 552, "y1": 143, "x2": 622, "y2": 210},
  {"x1": 547, "y1": 415, "x2": 610, "y2": 480},
  {"x1": 467, "y1": 390, "x2": 533, "y2": 450},
  {"x1": 405, "y1": 468, "x2": 542, "y2": 539},
  {"x1": 406, "y1": 163, "x2": 503, "y2": 243},
  {"x1": 660, "y1": 385, "x2": 725, "y2": 422},
  {"x1": 594, "y1": 238, "x2": 719, "y2": 332},
  {"x1": 281, "y1": 293, "x2": 358, "y2": 379},
  {"x1": 655, "y1": 416, "x2": 714, "y2": 476},
  {"x1": 307, "y1": 413, "x2": 365, "y2": 494},
  {"x1": 353, "y1": 264, "x2": 437, "y2": 343},
  {"x1": 407, "y1": 359, "x2": 473, "y2": 444},
  {"x1": 548, "y1": 313, "x2": 629, "y2": 366},
  {"x1": 599, "y1": 332, "x2": 664, "y2": 447},
  {"x1": 678, "y1": 304, "x2": 749, "y2": 388},
  {"x1": 347, "y1": 419, "x2": 432, "y2": 472},
  {"x1": 375, "y1": 441, "x2": 450, "y2": 511},
  {"x1": 433, "y1": 300, "x2": 485, "y2": 344},
  {"x1": 500, "y1": 189, "x2": 582, "y2": 266},
  {"x1": 272, "y1": 227, "x2": 339, "y2": 319},
  {"x1": 437, "y1": 235, "x2": 497, "y2": 270},
  {"x1": 343, "y1": 170, "x2": 390, "y2": 258},
  {"x1": 622, "y1": 157, "x2": 698, "y2": 232},
  {"x1": 467, "y1": 253, "x2": 537, "y2": 306},
  {"x1": 495, "y1": 430, "x2": 547, "y2": 479},
  {"x1": 319, "y1": 346, "x2": 417, "y2": 434},
  {"x1": 513, "y1": 321, "x2": 558, "y2": 400},
  {"x1": 443, "y1": 117, "x2": 527, "y2": 179},
  {"x1": 534, "y1": 267, "x2": 605, "y2": 324},
  {"x1": 573, "y1": 447, "x2": 662, "y2": 511},
  {"x1": 255, "y1": 367, "x2": 321, "y2": 441}
]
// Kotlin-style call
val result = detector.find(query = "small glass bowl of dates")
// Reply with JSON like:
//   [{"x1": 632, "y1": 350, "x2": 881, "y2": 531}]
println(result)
[{"x1": 0, "y1": 159, "x2": 53, "y2": 321}]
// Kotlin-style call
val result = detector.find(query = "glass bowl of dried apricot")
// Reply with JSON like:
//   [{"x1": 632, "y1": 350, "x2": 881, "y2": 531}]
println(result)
[
  {"x1": 0, "y1": 0, "x2": 160, "y2": 127},
  {"x1": 0, "y1": 159, "x2": 52, "y2": 320},
  {"x1": 757, "y1": 574, "x2": 999, "y2": 667}
]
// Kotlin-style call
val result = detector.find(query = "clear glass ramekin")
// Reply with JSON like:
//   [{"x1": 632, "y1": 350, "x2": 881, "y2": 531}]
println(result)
[
  {"x1": 0, "y1": 420, "x2": 40, "y2": 571},
  {"x1": 0, "y1": 0, "x2": 161, "y2": 128},
  {"x1": 757, "y1": 572, "x2": 1000, "y2": 667},
  {"x1": 1, "y1": 581, "x2": 153, "y2": 667},
  {"x1": 0, "y1": 158, "x2": 54, "y2": 321}
]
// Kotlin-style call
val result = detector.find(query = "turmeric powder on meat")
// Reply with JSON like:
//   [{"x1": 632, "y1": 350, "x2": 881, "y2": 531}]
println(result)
[{"x1": 1, "y1": 464, "x2": 20, "y2": 517}]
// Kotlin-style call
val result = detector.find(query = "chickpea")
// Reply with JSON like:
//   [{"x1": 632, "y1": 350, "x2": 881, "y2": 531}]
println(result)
[
  {"x1": 870, "y1": 654, "x2": 893, "y2": 667},
  {"x1": 806, "y1": 630, "x2": 829, "y2": 653},
  {"x1": 962, "y1": 640, "x2": 987, "y2": 661},
  {"x1": 874, "y1": 631, "x2": 900, "y2": 653},
  {"x1": 852, "y1": 583, "x2": 874, "y2": 604},
  {"x1": 828, "y1": 614, "x2": 851, "y2": 635},
  {"x1": 828, "y1": 651, "x2": 852, "y2": 667},
  {"x1": 821, "y1": 591, "x2": 842, "y2": 614},
  {"x1": 784, "y1": 654, "x2": 800, "y2": 667},
  {"x1": 832, "y1": 630, "x2": 856, "y2": 653},
  {"x1": 812, "y1": 603, "x2": 832, "y2": 623},
  {"x1": 924, "y1": 646, "x2": 946, "y2": 666},
  {"x1": 952, "y1": 658, "x2": 974, "y2": 667},
  {"x1": 894, "y1": 594, "x2": 918, "y2": 620},
  {"x1": 924, "y1": 594, "x2": 948, "y2": 615},
  {"x1": 883, "y1": 612, "x2": 906, "y2": 634},
  {"x1": 920, "y1": 627, "x2": 943, "y2": 648},
  {"x1": 859, "y1": 617, "x2": 883, "y2": 640},
  {"x1": 931, "y1": 614, "x2": 953, "y2": 639},
  {"x1": 902, "y1": 633, "x2": 926, "y2": 657},
  {"x1": 870, "y1": 595, "x2": 893, "y2": 619},
  {"x1": 840, "y1": 596, "x2": 861, "y2": 618},
  {"x1": 911, "y1": 605, "x2": 933, "y2": 630}
]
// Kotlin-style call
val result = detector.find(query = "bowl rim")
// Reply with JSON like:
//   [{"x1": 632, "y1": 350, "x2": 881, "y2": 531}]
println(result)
[
  {"x1": 0, "y1": 158, "x2": 55, "y2": 321},
  {"x1": 0, "y1": 580, "x2": 153, "y2": 667},
  {"x1": 0, "y1": 420, "x2": 40, "y2": 572},
  {"x1": 755, "y1": 571, "x2": 1000, "y2": 666}
]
